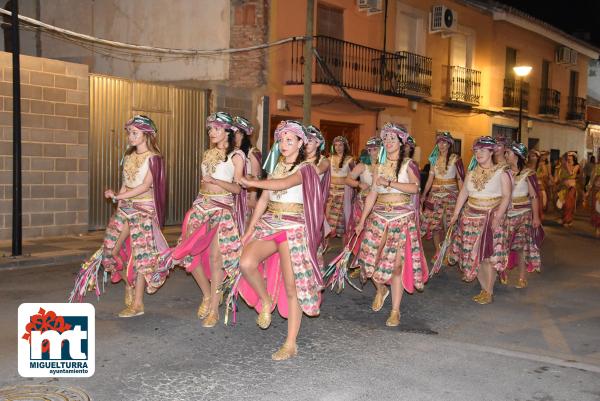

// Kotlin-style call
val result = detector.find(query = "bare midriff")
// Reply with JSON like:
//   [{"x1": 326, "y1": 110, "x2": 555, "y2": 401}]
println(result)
[
  {"x1": 331, "y1": 176, "x2": 347, "y2": 185},
  {"x1": 199, "y1": 182, "x2": 229, "y2": 195},
  {"x1": 126, "y1": 186, "x2": 154, "y2": 201}
]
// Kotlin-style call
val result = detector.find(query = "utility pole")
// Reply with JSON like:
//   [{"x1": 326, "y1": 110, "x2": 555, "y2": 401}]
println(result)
[
  {"x1": 303, "y1": 0, "x2": 314, "y2": 125},
  {"x1": 11, "y1": 0, "x2": 23, "y2": 256}
]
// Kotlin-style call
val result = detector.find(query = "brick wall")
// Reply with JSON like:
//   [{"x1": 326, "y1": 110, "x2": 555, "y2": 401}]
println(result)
[
  {"x1": 229, "y1": 0, "x2": 268, "y2": 88},
  {"x1": 0, "y1": 52, "x2": 89, "y2": 239}
]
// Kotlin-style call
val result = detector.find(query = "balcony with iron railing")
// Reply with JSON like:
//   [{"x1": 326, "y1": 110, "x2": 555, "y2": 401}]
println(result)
[
  {"x1": 503, "y1": 78, "x2": 529, "y2": 111},
  {"x1": 539, "y1": 88, "x2": 561, "y2": 117},
  {"x1": 566, "y1": 96, "x2": 586, "y2": 121},
  {"x1": 288, "y1": 36, "x2": 432, "y2": 100},
  {"x1": 447, "y1": 66, "x2": 481, "y2": 105}
]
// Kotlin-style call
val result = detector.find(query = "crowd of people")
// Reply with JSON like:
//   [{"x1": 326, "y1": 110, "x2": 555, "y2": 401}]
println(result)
[{"x1": 69, "y1": 113, "x2": 599, "y2": 361}]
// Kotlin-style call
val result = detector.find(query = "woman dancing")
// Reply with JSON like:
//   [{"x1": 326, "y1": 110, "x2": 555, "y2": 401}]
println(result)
[{"x1": 237, "y1": 120, "x2": 325, "y2": 360}]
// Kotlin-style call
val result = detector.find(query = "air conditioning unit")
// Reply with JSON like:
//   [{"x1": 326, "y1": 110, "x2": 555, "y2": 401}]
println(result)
[
  {"x1": 357, "y1": 0, "x2": 382, "y2": 14},
  {"x1": 556, "y1": 46, "x2": 578, "y2": 65},
  {"x1": 357, "y1": 0, "x2": 369, "y2": 10},
  {"x1": 430, "y1": 5, "x2": 458, "y2": 33}
]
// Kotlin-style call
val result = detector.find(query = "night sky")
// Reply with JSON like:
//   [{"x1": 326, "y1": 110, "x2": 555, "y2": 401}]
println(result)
[{"x1": 497, "y1": 0, "x2": 600, "y2": 49}]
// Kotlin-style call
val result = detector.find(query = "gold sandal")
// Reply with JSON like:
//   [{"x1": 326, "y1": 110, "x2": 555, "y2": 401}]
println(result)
[
  {"x1": 256, "y1": 298, "x2": 273, "y2": 329},
  {"x1": 202, "y1": 311, "x2": 219, "y2": 328},
  {"x1": 385, "y1": 310, "x2": 400, "y2": 327},
  {"x1": 118, "y1": 304, "x2": 144, "y2": 318},
  {"x1": 371, "y1": 287, "x2": 389, "y2": 312},
  {"x1": 515, "y1": 278, "x2": 528, "y2": 289},
  {"x1": 474, "y1": 290, "x2": 493, "y2": 305},
  {"x1": 272, "y1": 342, "x2": 297, "y2": 361},
  {"x1": 197, "y1": 297, "x2": 212, "y2": 319}
]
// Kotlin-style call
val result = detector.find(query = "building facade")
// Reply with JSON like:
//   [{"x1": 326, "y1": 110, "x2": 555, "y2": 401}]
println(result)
[{"x1": 267, "y1": 0, "x2": 598, "y2": 165}]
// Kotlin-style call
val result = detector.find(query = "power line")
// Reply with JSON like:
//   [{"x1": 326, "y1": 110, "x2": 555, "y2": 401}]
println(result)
[{"x1": 0, "y1": 8, "x2": 302, "y2": 57}]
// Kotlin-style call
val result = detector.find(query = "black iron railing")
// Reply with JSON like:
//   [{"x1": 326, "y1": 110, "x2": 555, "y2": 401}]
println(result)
[
  {"x1": 448, "y1": 66, "x2": 481, "y2": 105},
  {"x1": 503, "y1": 78, "x2": 529, "y2": 110},
  {"x1": 566, "y1": 96, "x2": 586, "y2": 121},
  {"x1": 288, "y1": 36, "x2": 432, "y2": 98},
  {"x1": 539, "y1": 88, "x2": 561, "y2": 117}
]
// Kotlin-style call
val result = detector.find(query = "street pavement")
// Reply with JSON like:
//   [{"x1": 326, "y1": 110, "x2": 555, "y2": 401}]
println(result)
[{"x1": 0, "y1": 215, "x2": 599, "y2": 401}]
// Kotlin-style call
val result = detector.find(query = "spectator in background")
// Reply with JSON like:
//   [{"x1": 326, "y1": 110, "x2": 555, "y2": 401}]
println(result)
[{"x1": 584, "y1": 156, "x2": 596, "y2": 189}]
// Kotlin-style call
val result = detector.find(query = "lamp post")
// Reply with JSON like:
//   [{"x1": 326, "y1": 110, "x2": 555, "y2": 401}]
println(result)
[{"x1": 513, "y1": 65, "x2": 532, "y2": 143}]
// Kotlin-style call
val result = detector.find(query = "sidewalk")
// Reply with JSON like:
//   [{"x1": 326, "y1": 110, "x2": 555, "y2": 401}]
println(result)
[{"x1": 0, "y1": 226, "x2": 181, "y2": 270}]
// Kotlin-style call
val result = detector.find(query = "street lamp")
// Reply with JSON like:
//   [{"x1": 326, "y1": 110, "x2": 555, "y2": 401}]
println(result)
[{"x1": 513, "y1": 65, "x2": 532, "y2": 143}]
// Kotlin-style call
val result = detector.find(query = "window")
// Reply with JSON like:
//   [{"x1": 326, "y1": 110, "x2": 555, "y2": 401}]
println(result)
[
  {"x1": 505, "y1": 47, "x2": 517, "y2": 78},
  {"x1": 541, "y1": 60, "x2": 550, "y2": 89},
  {"x1": 492, "y1": 124, "x2": 517, "y2": 142},
  {"x1": 395, "y1": 4, "x2": 426, "y2": 54},
  {"x1": 569, "y1": 70, "x2": 579, "y2": 97},
  {"x1": 317, "y1": 3, "x2": 343, "y2": 39}
]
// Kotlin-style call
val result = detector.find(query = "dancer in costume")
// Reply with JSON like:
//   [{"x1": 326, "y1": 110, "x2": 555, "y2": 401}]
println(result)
[
  {"x1": 354, "y1": 123, "x2": 428, "y2": 327},
  {"x1": 305, "y1": 125, "x2": 331, "y2": 189},
  {"x1": 555, "y1": 152, "x2": 580, "y2": 227},
  {"x1": 421, "y1": 132, "x2": 465, "y2": 257},
  {"x1": 448, "y1": 136, "x2": 512, "y2": 304},
  {"x1": 237, "y1": 120, "x2": 325, "y2": 360},
  {"x1": 585, "y1": 157, "x2": 600, "y2": 238},
  {"x1": 326, "y1": 136, "x2": 354, "y2": 238},
  {"x1": 505, "y1": 142, "x2": 542, "y2": 287},
  {"x1": 70, "y1": 115, "x2": 168, "y2": 318},
  {"x1": 345, "y1": 137, "x2": 382, "y2": 275},
  {"x1": 527, "y1": 150, "x2": 547, "y2": 217},
  {"x1": 493, "y1": 136, "x2": 510, "y2": 166},
  {"x1": 306, "y1": 125, "x2": 331, "y2": 247},
  {"x1": 233, "y1": 116, "x2": 262, "y2": 213},
  {"x1": 162, "y1": 112, "x2": 246, "y2": 327}
]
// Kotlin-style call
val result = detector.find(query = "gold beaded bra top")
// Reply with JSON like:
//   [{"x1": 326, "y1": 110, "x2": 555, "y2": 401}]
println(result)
[{"x1": 268, "y1": 160, "x2": 305, "y2": 203}]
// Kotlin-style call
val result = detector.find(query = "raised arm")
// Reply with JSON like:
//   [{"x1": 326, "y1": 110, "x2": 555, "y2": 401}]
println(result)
[
  {"x1": 345, "y1": 163, "x2": 366, "y2": 188},
  {"x1": 316, "y1": 157, "x2": 330, "y2": 176},
  {"x1": 241, "y1": 169, "x2": 303, "y2": 191},
  {"x1": 115, "y1": 170, "x2": 153, "y2": 200}
]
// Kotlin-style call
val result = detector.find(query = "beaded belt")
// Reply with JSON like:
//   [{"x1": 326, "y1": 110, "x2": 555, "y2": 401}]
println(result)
[
  {"x1": 129, "y1": 196, "x2": 154, "y2": 202},
  {"x1": 467, "y1": 196, "x2": 501, "y2": 210},
  {"x1": 267, "y1": 201, "x2": 303, "y2": 214},
  {"x1": 512, "y1": 195, "x2": 531, "y2": 208},
  {"x1": 199, "y1": 190, "x2": 230, "y2": 196},
  {"x1": 433, "y1": 178, "x2": 457, "y2": 186},
  {"x1": 376, "y1": 193, "x2": 411, "y2": 205}
]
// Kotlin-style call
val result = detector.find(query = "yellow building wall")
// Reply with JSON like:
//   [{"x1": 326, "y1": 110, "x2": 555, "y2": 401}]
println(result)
[{"x1": 267, "y1": 0, "x2": 593, "y2": 162}]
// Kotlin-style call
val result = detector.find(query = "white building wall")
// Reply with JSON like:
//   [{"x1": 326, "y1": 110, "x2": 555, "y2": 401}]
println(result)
[{"x1": 6, "y1": 0, "x2": 230, "y2": 82}]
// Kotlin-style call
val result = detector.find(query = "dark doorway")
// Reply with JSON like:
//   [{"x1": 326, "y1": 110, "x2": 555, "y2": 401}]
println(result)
[{"x1": 320, "y1": 120, "x2": 360, "y2": 157}]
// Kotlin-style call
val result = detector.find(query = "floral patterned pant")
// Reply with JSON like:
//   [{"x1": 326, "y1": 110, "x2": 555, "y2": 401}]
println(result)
[
  {"x1": 102, "y1": 202, "x2": 161, "y2": 288},
  {"x1": 326, "y1": 186, "x2": 345, "y2": 237},
  {"x1": 176, "y1": 195, "x2": 241, "y2": 276},
  {"x1": 506, "y1": 209, "x2": 541, "y2": 272},
  {"x1": 255, "y1": 212, "x2": 322, "y2": 316},
  {"x1": 448, "y1": 206, "x2": 508, "y2": 281},
  {"x1": 356, "y1": 204, "x2": 426, "y2": 291},
  {"x1": 421, "y1": 188, "x2": 457, "y2": 239}
]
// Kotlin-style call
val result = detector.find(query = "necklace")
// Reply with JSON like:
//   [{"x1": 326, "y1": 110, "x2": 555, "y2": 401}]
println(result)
[
  {"x1": 123, "y1": 151, "x2": 151, "y2": 183},
  {"x1": 470, "y1": 165, "x2": 497, "y2": 191},
  {"x1": 202, "y1": 147, "x2": 227, "y2": 175},
  {"x1": 379, "y1": 158, "x2": 399, "y2": 181},
  {"x1": 271, "y1": 161, "x2": 297, "y2": 200}
]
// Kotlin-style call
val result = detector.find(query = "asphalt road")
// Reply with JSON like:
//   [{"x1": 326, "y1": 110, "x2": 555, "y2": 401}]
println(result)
[{"x1": 0, "y1": 218, "x2": 599, "y2": 401}]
